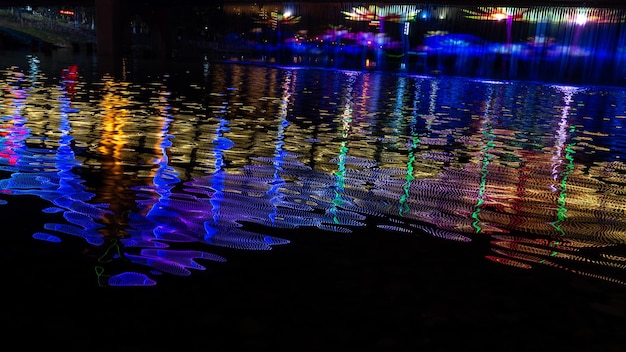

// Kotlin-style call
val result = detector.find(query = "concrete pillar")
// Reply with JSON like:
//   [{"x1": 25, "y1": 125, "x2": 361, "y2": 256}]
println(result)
[
  {"x1": 95, "y1": 0, "x2": 124, "y2": 58},
  {"x1": 146, "y1": 7, "x2": 177, "y2": 59}
]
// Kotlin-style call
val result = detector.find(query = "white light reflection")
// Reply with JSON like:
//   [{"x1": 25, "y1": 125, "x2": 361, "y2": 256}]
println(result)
[
  {"x1": 550, "y1": 85, "x2": 582, "y2": 185},
  {"x1": 267, "y1": 70, "x2": 295, "y2": 226},
  {"x1": 549, "y1": 85, "x2": 584, "y2": 236}
]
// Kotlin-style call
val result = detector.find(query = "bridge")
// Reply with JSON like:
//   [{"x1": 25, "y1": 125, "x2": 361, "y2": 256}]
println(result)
[{"x1": 1, "y1": 1, "x2": 221, "y2": 58}]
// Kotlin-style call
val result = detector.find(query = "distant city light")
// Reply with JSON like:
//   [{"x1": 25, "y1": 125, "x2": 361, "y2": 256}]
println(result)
[
  {"x1": 575, "y1": 13, "x2": 588, "y2": 25},
  {"x1": 493, "y1": 12, "x2": 508, "y2": 21},
  {"x1": 463, "y1": 7, "x2": 525, "y2": 22}
]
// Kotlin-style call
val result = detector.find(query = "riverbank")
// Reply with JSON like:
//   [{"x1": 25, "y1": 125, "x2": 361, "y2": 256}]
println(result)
[{"x1": 0, "y1": 8, "x2": 95, "y2": 49}]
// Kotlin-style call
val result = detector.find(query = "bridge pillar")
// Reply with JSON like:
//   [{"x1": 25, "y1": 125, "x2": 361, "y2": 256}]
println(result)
[
  {"x1": 95, "y1": 0, "x2": 132, "y2": 73},
  {"x1": 148, "y1": 8, "x2": 173, "y2": 59},
  {"x1": 96, "y1": 0, "x2": 122, "y2": 57},
  {"x1": 95, "y1": 0, "x2": 177, "y2": 63}
]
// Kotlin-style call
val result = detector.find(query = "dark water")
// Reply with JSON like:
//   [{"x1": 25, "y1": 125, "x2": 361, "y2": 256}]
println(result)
[{"x1": 2, "y1": 47, "x2": 625, "y2": 350}]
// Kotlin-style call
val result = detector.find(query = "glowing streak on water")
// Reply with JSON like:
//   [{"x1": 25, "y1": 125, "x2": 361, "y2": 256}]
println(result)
[
  {"x1": 3, "y1": 57, "x2": 37, "y2": 167},
  {"x1": 204, "y1": 86, "x2": 233, "y2": 239},
  {"x1": 472, "y1": 85, "x2": 496, "y2": 234},
  {"x1": 399, "y1": 77, "x2": 421, "y2": 217},
  {"x1": 148, "y1": 88, "x2": 177, "y2": 213},
  {"x1": 552, "y1": 141, "x2": 575, "y2": 237},
  {"x1": 331, "y1": 72, "x2": 357, "y2": 223},
  {"x1": 549, "y1": 86, "x2": 578, "y2": 236},
  {"x1": 267, "y1": 71, "x2": 294, "y2": 226},
  {"x1": 206, "y1": 115, "x2": 228, "y2": 237},
  {"x1": 56, "y1": 69, "x2": 78, "y2": 193}
]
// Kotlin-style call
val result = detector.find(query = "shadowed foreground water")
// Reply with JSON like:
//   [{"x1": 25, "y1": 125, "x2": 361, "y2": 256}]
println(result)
[{"x1": 1, "y1": 48, "x2": 625, "y2": 350}]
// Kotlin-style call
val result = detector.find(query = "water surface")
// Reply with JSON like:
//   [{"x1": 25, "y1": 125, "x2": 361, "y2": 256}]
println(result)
[{"x1": 1, "y1": 48, "x2": 625, "y2": 287}]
